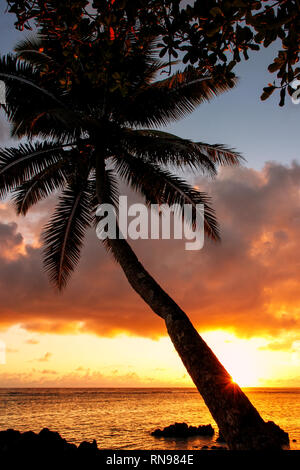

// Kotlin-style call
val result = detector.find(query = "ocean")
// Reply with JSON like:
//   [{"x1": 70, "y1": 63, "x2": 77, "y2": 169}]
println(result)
[{"x1": 0, "y1": 388, "x2": 299, "y2": 450}]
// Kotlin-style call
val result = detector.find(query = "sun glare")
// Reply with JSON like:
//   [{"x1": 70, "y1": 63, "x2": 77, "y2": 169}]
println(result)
[{"x1": 202, "y1": 331, "x2": 270, "y2": 387}]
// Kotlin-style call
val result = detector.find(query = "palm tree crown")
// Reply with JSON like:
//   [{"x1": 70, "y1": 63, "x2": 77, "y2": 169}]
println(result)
[{"x1": 0, "y1": 34, "x2": 243, "y2": 289}]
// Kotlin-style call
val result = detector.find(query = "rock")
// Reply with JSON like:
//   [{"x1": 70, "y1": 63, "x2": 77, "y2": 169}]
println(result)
[
  {"x1": 218, "y1": 421, "x2": 289, "y2": 450},
  {"x1": 19, "y1": 431, "x2": 37, "y2": 441},
  {"x1": 39, "y1": 427, "x2": 63, "y2": 442},
  {"x1": 216, "y1": 432, "x2": 226, "y2": 443},
  {"x1": 265, "y1": 421, "x2": 289, "y2": 446},
  {"x1": 38, "y1": 427, "x2": 70, "y2": 454},
  {"x1": 0, "y1": 429, "x2": 21, "y2": 452},
  {"x1": 0, "y1": 429, "x2": 21, "y2": 443},
  {"x1": 151, "y1": 422, "x2": 214, "y2": 438},
  {"x1": 0, "y1": 428, "x2": 99, "y2": 461},
  {"x1": 78, "y1": 439, "x2": 98, "y2": 452},
  {"x1": 201, "y1": 445, "x2": 209, "y2": 449}
]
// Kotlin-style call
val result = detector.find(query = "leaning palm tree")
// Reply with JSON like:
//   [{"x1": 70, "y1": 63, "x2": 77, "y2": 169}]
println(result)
[{"x1": 0, "y1": 35, "x2": 286, "y2": 449}]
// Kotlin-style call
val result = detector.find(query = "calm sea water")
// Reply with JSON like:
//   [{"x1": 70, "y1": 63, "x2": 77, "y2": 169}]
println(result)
[{"x1": 0, "y1": 388, "x2": 299, "y2": 450}]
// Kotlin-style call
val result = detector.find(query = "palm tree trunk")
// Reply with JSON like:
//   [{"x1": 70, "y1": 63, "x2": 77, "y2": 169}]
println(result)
[
  {"x1": 105, "y1": 234, "x2": 288, "y2": 450},
  {"x1": 95, "y1": 156, "x2": 287, "y2": 449}
]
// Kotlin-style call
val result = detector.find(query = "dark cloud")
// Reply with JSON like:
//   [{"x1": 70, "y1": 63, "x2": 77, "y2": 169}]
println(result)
[
  {"x1": 0, "y1": 162, "x2": 300, "y2": 340},
  {"x1": 0, "y1": 221, "x2": 23, "y2": 252}
]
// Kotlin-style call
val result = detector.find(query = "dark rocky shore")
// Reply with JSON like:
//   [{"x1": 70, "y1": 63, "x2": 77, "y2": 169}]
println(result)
[
  {"x1": 150, "y1": 421, "x2": 291, "y2": 451},
  {"x1": 151, "y1": 422, "x2": 215, "y2": 438},
  {"x1": 0, "y1": 424, "x2": 293, "y2": 461},
  {"x1": 0, "y1": 428, "x2": 101, "y2": 461},
  {"x1": 0, "y1": 425, "x2": 228, "y2": 458}
]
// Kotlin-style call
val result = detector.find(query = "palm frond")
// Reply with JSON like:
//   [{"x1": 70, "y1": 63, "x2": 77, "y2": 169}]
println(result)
[
  {"x1": 113, "y1": 153, "x2": 220, "y2": 240},
  {"x1": 0, "y1": 55, "x2": 84, "y2": 140},
  {"x1": 126, "y1": 130, "x2": 244, "y2": 168},
  {"x1": 14, "y1": 37, "x2": 43, "y2": 54},
  {"x1": 115, "y1": 66, "x2": 237, "y2": 127},
  {"x1": 96, "y1": 168, "x2": 119, "y2": 207},
  {"x1": 0, "y1": 55, "x2": 66, "y2": 109},
  {"x1": 10, "y1": 106, "x2": 84, "y2": 140},
  {"x1": 42, "y1": 180, "x2": 93, "y2": 290},
  {"x1": 0, "y1": 141, "x2": 72, "y2": 199},
  {"x1": 120, "y1": 129, "x2": 217, "y2": 175},
  {"x1": 11, "y1": 160, "x2": 68, "y2": 215},
  {"x1": 193, "y1": 142, "x2": 245, "y2": 166},
  {"x1": 14, "y1": 36, "x2": 56, "y2": 68},
  {"x1": 90, "y1": 166, "x2": 119, "y2": 210}
]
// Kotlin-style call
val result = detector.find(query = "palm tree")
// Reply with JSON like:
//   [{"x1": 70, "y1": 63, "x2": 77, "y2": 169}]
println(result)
[{"x1": 0, "y1": 35, "x2": 287, "y2": 450}]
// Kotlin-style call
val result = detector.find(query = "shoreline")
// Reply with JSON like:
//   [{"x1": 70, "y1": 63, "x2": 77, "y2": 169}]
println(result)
[{"x1": 0, "y1": 427, "x2": 295, "y2": 453}]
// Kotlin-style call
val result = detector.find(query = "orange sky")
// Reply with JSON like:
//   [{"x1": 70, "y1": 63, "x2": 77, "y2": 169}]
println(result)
[{"x1": 0, "y1": 162, "x2": 300, "y2": 387}]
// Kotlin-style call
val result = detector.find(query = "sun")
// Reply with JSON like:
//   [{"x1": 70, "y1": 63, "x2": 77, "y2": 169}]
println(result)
[
  {"x1": 228, "y1": 367, "x2": 260, "y2": 388},
  {"x1": 220, "y1": 347, "x2": 263, "y2": 387},
  {"x1": 202, "y1": 331, "x2": 268, "y2": 388}
]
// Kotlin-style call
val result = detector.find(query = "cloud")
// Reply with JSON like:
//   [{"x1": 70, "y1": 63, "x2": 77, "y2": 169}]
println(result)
[
  {"x1": 260, "y1": 334, "x2": 300, "y2": 351},
  {"x1": 0, "y1": 161, "x2": 300, "y2": 341},
  {"x1": 0, "y1": 368, "x2": 172, "y2": 387},
  {"x1": 25, "y1": 339, "x2": 39, "y2": 345},
  {"x1": 0, "y1": 221, "x2": 24, "y2": 258},
  {"x1": 6, "y1": 347, "x2": 18, "y2": 353},
  {"x1": 36, "y1": 352, "x2": 52, "y2": 362},
  {"x1": 41, "y1": 369, "x2": 57, "y2": 375},
  {"x1": 0, "y1": 116, "x2": 10, "y2": 143}
]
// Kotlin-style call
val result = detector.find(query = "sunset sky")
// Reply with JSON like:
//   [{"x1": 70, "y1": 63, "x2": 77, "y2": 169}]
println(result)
[{"x1": 0, "y1": 4, "x2": 299, "y2": 388}]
